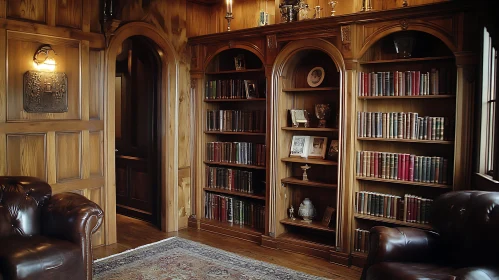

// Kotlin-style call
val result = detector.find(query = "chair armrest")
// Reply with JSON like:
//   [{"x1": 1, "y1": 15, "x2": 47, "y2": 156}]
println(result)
[
  {"x1": 361, "y1": 226, "x2": 441, "y2": 280},
  {"x1": 41, "y1": 192, "x2": 104, "y2": 245}
]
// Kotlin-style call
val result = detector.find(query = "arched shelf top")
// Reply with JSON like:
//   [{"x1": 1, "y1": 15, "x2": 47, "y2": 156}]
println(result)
[
  {"x1": 358, "y1": 28, "x2": 456, "y2": 62},
  {"x1": 204, "y1": 44, "x2": 265, "y2": 74}
]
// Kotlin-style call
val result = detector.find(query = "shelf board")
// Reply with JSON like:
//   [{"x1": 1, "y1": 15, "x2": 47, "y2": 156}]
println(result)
[
  {"x1": 204, "y1": 131, "x2": 265, "y2": 136},
  {"x1": 281, "y1": 157, "x2": 338, "y2": 166},
  {"x1": 281, "y1": 127, "x2": 339, "y2": 132},
  {"x1": 281, "y1": 177, "x2": 337, "y2": 189},
  {"x1": 359, "y1": 56, "x2": 454, "y2": 65},
  {"x1": 203, "y1": 188, "x2": 266, "y2": 200},
  {"x1": 205, "y1": 68, "x2": 264, "y2": 75},
  {"x1": 282, "y1": 87, "x2": 339, "y2": 92},
  {"x1": 357, "y1": 137, "x2": 454, "y2": 144},
  {"x1": 358, "y1": 94, "x2": 455, "y2": 99},
  {"x1": 203, "y1": 161, "x2": 266, "y2": 170},
  {"x1": 200, "y1": 218, "x2": 264, "y2": 235},
  {"x1": 354, "y1": 214, "x2": 433, "y2": 230},
  {"x1": 351, "y1": 251, "x2": 368, "y2": 257},
  {"x1": 280, "y1": 218, "x2": 336, "y2": 233},
  {"x1": 204, "y1": 98, "x2": 266, "y2": 102},
  {"x1": 356, "y1": 176, "x2": 451, "y2": 188}
]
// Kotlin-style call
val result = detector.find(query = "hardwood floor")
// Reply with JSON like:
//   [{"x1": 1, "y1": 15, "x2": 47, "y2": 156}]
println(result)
[{"x1": 93, "y1": 215, "x2": 362, "y2": 279}]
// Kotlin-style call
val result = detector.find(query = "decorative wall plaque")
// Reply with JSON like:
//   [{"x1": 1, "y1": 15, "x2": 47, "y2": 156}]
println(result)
[{"x1": 23, "y1": 71, "x2": 68, "y2": 113}]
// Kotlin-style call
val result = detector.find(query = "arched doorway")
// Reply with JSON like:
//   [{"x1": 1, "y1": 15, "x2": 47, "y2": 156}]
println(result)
[{"x1": 104, "y1": 22, "x2": 180, "y2": 244}]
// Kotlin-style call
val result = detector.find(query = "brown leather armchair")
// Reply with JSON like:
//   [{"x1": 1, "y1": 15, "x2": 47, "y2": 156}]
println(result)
[
  {"x1": 0, "y1": 176, "x2": 104, "y2": 280},
  {"x1": 361, "y1": 191, "x2": 499, "y2": 280}
]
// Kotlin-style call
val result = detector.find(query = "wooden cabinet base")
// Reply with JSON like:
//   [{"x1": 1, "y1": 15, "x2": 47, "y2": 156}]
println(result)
[
  {"x1": 261, "y1": 234, "x2": 278, "y2": 249},
  {"x1": 199, "y1": 219, "x2": 263, "y2": 244},
  {"x1": 350, "y1": 252, "x2": 367, "y2": 268},
  {"x1": 330, "y1": 251, "x2": 350, "y2": 266},
  {"x1": 275, "y1": 233, "x2": 335, "y2": 260},
  {"x1": 188, "y1": 216, "x2": 199, "y2": 229}
]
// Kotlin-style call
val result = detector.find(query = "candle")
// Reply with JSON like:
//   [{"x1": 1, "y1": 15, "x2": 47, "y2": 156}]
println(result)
[{"x1": 227, "y1": 0, "x2": 232, "y2": 13}]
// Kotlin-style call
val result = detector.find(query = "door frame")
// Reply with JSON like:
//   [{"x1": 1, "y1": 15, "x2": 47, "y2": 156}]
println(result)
[{"x1": 104, "y1": 22, "x2": 180, "y2": 244}]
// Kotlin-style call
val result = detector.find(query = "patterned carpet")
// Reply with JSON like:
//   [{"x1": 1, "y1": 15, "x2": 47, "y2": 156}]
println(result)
[{"x1": 93, "y1": 237, "x2": 328, "y2": 279}]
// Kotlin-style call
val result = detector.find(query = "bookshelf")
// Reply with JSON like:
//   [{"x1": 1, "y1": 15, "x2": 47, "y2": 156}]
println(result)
[
  {"x1": 272, "y1": 47, "x2": 343, "y2": 260},
  {"x1": 200, "y1": 48, "x2": 268, "y2": 242},
  {"x1": 352, "y1": 30, "x2": 458, "y2": 257}
]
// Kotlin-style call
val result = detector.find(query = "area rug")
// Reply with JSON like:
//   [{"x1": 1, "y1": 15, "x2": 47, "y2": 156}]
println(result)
[{"x1": 93, "y1": 237, "x2": 328, "y2": 280}]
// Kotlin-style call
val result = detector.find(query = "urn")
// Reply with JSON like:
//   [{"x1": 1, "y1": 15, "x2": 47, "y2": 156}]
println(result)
[{"x1": 298, "y1": 198, "x2": 316, "y2": 223}]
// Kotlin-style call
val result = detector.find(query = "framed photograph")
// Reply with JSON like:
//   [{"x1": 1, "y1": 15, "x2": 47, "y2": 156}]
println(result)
[
  {"x1": 289, "y1": 135, "x2": 310, "y2": 158},
  {"x1": 327, "y1": 139, "x2": 339, "y2": 161},
  {"x1": 307, "y1": 136, "x2": 328, "y2": 159},
  {"x1": 289, "y1": 109, "x2": 309, "y2": 127},
  {"x1": 234, "y1": 54, "x2": 246, "y2": 71},
  {"x1": 244, "y1": 80, "x2": 258, "y2": 98},
  {"x1": 307, "y1": 66, "x2": 325, "y2": 87},
  {"x1": 321, "y1": 206, "x2": 336, "y2": 227}
]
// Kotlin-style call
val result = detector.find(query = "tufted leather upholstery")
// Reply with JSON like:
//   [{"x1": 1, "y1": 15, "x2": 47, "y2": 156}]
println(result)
[
  {"x1": 0, "y1": 176, "x2": 103, "y2": 280},
  {"x1": 362, "y1": 191, "x2": 499, "y2": 280}
]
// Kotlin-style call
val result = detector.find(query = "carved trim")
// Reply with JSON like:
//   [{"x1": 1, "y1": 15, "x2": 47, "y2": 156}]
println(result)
[
  {"x1": 228, "y1": 40, "x2": 234, "y2": 48},
  {"x1": 400, "y1": 19, "x2": 409, "y2": 30},
  {"x1": 341, "y1": 25, "x2": 351, "y2": 51},
  {"x1": 191, "y1": 79, "x2": 197, "y2": 90},
  {"x1": 267, "y1": 34, "x2": 277, "y2": 49}
]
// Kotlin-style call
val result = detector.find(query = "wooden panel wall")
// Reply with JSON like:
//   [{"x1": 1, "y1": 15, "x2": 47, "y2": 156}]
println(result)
[{"x1": 0, "y1": 1, "x2": 106, "y2": 246}]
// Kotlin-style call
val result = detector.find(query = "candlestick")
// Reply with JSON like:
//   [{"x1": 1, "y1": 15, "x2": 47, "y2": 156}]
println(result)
[{"x1": 225, "y1": 12, "x2": 234, "y2": 31}]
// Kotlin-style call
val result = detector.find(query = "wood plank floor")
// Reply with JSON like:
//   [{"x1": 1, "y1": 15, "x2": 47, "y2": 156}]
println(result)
[{"x1": 93, "y1": 215, "x2": 362, "y2": 279}]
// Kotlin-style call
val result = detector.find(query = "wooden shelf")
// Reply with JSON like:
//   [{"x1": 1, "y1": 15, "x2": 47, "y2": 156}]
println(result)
[
  {"x1": 203, "y1": 161, "x2": 266, "y2": 170},
  {"x1": 281, "y1": 157, "x2": 337, "y2": 166},
  {"x1": 204, "y1": 131, "x2": 265, "y2": 136},
  {"x1": 358, "y1": 95, "x2": 455, "y2": 99},
  {"x1": 281, "y1": 177, "x2": 337, "y2": 188},
  {"x1": 281, "y1": 127, "x2": 339, "y2": 132},
  {"x1": 357, "y1": 137, "x2": 454, "y2": 144},
  {"x1": 282, "y1": 87, "x2": 339, "y2": 92},
  {"x1": 280, "y1": 218, "x2": 336, "y2": 233},
  {"x1": 203, "y1": 188, "x2": 266, "y2": 200},
  {"x1": 359, "y1": 56, "x2": 454, "y2": 65},
  {"x1": 205, "y1": 68, "x2": 264, "y2": 75},
  {"x1": 204, "y1": 98, "x2": 266, "y2": 102},
  {"x1": 354, "y1": 214, "x2": 433, "y2": 230},
  {"x1": 277, "y1": 232, "x2": 336, "y2": 249},
  {"x1": 356, "y1": 176, "x2": 451, "y2": 189}
]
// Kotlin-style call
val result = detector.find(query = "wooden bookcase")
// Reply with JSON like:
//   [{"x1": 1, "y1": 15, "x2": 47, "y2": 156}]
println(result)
[
  {"x1": 199, "y1": 48, "x2": 268, "y2": 242},
  {"x1": 273, "y1": 49, "x2": 343, "y2": 259},
  {"x1": 351, "y1": 30, "x2": 460, "y2": 266}
]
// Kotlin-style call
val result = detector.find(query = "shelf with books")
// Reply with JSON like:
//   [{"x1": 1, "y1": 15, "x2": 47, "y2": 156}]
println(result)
[
  {"x1": 358, "y1": 56, "x2": 454, "y2": 65},
  {"x1": 280, "y1": 218, "x2": 336, "y2": 233},
  {"x1": 198, "y1": 47, "x2": 269, "y2": 243},
  {"x1": 281, "y1": 177, "x2": 337, "y2": 189},
  {"x1": 281, "y1": 157, "x2": 337, "y2": 166},
  {"x1": 282, "y1": 87, "x2": 340, "y2": 92},
  {"x1": 281, "y1": 127, "x2": 339, "y2": 132},
  {"x1": 356, "y1": 176, "x2": 451, "y2": 189},
  {"x1": 357, "y1": 137, "x2": 453, "y2": 145},
  {"x1": 358, "y1": 94, "x2": 455, "y2": 99},
  {"x1": 354, "y1": 214, "x2": 432, "y2": 230},
  {"x1": 204, "y1": 188, "x2": 266, "y2": 201}
]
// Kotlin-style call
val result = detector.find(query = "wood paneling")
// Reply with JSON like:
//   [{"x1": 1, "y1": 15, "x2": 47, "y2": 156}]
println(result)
[
  {"x1": 178, "y1": 167, "x2": 191, "y2": 229},
  {"x1": 89, "y1": 0, "x2": 100, "y2": 33},
  {"x1": 56, "y1": 131, "x2": 81, "y2": 182},
  {"x1": 89, "y1": 186, "x2": 105, "y2": 246},
  {"x1": 89, "y1": 131, "x2": 103, "y2": 177},
  {"x1": 7, "y1": 0, "x2": 46, "y2": 23},
  {"x1": 89, "y1": 50, "x2": 103, "y2": 120},
  {"x1": 0, "y1": 120, "x2": 103, "y2": 133},
  {"x1": 6, "y1": 133, "x2": 46, "y2": 180},
  {"x1": 186, "y1": 2, "x2": 214, "y2": 37},
  {"x1": 56, "y1": 0, "x2": 82, "y2": 29},
  {"x1": 6, "y1": 32, "x2": 80, "y2": 121}
]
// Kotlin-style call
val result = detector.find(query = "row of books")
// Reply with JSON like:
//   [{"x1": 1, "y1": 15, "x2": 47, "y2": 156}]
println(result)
[
  {"x1": 354, "y1": 228, "x2": 370, "y2": 253},
  {"x1": 206, "y1": 166, "x2": 257, "y2": 194},
  {"x1": 206, "y1": 142, "x2": 266, "y2": 166},
  {"x1": 357, "y1": 112, "x2": 453, "y2": 141},
  {"x1": 355, "y1": 192, "x2": 433, "y2": 224},
  {"x1": 206, "y1": 110, "x2": 266, "y2": 133},
  {"x1": 204, "y1": 193, "x2": 265, "y2": 229},
  {"x1": 205, "y1": 79, "x2": 257, "y2": 100},
  {"x1": 356, "y1": 151, "x2": 449, "y2": 184},
  {"x1": 357, "y1": 68, "x2": 453, "y2": 97}
]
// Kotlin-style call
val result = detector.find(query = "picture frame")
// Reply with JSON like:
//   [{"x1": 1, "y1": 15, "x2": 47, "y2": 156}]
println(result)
[
  {"x1": 321, "y1": 206, "x2": 336, "y2": 227},
  {"x1": 307, "y1": 136, "x2": 328, "y2": 159},
  {"x1": 234, "y1": 54, "x2": 246, "y2": 71},
  {"x1": 289, "y1": 135, "x2": 310, "y2": 158},
  {"x1": 307, "y1": 66, "x2": 325, "y2": 87},
  {"x1": 244, "y1": 80, "x2": 259, "y2": 99},
  {"x1": 289, "y1": 109, "x2": 309, "y2": 127},
  {"x1": 327, "y1": 139, "x2": 339, "y2": 161}
]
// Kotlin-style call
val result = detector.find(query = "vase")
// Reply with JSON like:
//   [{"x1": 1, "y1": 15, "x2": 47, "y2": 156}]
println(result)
[{"x1": 298, "y1": 198, "x2": 316, "y2": 223}]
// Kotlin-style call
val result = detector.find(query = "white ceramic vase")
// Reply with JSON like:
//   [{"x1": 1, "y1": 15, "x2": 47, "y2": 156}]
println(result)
[{"x1": 298, "y1": 198, "x2": 316, "y2": 223}]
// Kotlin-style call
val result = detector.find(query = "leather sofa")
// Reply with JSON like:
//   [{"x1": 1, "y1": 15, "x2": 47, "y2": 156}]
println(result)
[
  {"x1": 0, "y1": 176, "x2": 104, "y2": 280},
  {"x1": 361, "y1": 191, "x2": 499, "y2": 280}
]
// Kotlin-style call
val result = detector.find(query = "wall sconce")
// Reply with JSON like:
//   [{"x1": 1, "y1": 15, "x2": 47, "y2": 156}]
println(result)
[
  {"x1": 23, "y1": 44, "x2": 68, "y2": 113},
  {"x1": 33, "y1": 44, "x2": 57, "y2": 71}
]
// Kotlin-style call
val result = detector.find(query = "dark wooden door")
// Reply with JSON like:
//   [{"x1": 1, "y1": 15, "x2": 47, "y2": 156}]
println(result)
[{"x1": 115, "y1": 37, "x2": 160, "y2": 226}]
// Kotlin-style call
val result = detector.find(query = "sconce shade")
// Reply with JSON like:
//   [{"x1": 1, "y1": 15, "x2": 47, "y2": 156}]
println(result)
[{"x1": 33, "y1": 44, "x2": 57, "y2": 71}]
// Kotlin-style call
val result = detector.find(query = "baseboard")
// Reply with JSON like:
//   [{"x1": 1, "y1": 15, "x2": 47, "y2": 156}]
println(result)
[
  {"x1": 329, "y1": 250, "x2": 350, "y2": 266},
  {"x1": 261, "y1": 235, "x2": 278, "y2": 249}
]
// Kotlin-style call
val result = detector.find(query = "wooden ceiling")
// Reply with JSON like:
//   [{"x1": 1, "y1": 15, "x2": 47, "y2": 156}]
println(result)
[{"x1": 188, "y1": 0, "x2": 221, "y2": 5}]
